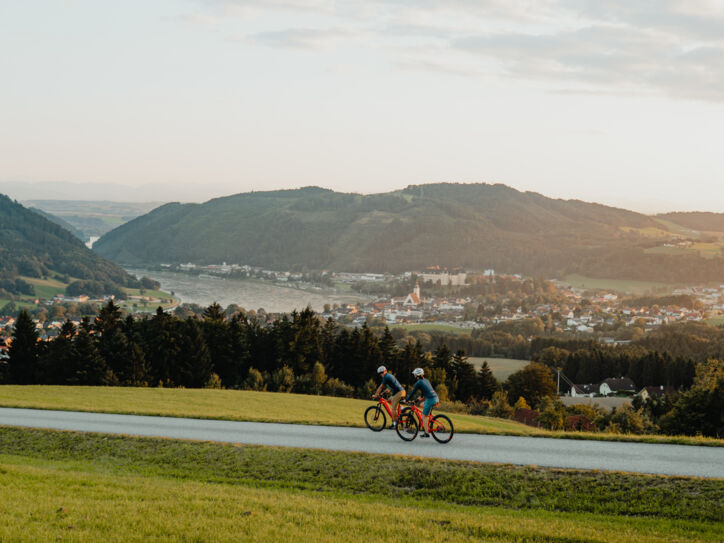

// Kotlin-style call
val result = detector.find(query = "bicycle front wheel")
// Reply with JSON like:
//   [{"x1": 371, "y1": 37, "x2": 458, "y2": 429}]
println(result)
[
  {"x1": 364, "y1": 405, "x2": 387, "y2": 432},
  {"x1": 395, "y1": 411, "x2": 418, "y2": 441},
  {"x1": 429, "y1": 414, "x2": 454, "y2": 443}
]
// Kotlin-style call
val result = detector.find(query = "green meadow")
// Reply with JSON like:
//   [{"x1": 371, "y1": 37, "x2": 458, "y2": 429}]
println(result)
[
  {"x1": 0, "y1": 385, "x2": 538, "y2": 436},
  {"x1": 390, "y1": 323, "x2": 474, "y2": 335},
  {"x1": 0, "y1": 427, "x2": 721, "y2": 542},
  {"x1": 1, "y1": 386, "x2": 722, "y2": 447},
  {"x1": 468, "y1": 357, "x2": 529, "y2": 380}
]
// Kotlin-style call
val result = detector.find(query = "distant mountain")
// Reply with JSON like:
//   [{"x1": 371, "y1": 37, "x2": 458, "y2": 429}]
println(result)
[
  {"x1": 93, "y1": 184, "x2": 724, "y2": 283},
  {"x1": 24, "y1": 200, "x2": 163, "y2": 239},
  {"x1": 0, "y1": 194, "x2": 140, "y2": 292},
  {"x1": 656, "y1": 212, "x2": 724, "y2": 233},
  {"x1": 29, "y1": 208, "x2": 86, "y2": 240}
]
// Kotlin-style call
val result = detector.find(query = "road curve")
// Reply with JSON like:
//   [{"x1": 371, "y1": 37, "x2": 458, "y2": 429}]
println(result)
[{"x1": 1, "y1": 407, "x2": 722, "y2": 478}]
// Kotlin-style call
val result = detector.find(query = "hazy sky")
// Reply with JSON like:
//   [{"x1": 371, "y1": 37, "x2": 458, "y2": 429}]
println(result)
[{"x1": 2, "y1": 0, "x2": 723, "y2": 212}]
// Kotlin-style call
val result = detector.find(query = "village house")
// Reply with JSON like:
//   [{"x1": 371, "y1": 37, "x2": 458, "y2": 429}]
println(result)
[
  {"x1": 599, "y1": 377, "x2": 637, "y2": 396},
  {"x1": 638, "y1": 386, "x2": 677, "y2": 401},
  {"x1": 570, "y1": 383, "x2": 598, "y2": 398}
]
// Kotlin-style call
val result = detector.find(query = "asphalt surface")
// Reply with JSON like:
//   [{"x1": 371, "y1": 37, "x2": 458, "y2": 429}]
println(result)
[{"x1": 1, "y1": 407, "x2": 722, "y2": 478}]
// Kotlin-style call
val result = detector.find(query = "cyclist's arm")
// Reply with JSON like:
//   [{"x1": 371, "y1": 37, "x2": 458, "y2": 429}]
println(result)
[
  {"x1": 407, "y1": 380, "x2": 420, "y2": 400},
  {"x1": 373, "y1": 382, "x2": 385, "y2": 398}
]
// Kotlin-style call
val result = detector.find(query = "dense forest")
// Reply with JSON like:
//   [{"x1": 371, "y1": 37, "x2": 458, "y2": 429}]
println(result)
[
  {"x1": 93, "y1": 184, "x2": 724, "y2": 283},
  {"x1": 0, "y1": 194, "x2": 141, "y2": 297}
]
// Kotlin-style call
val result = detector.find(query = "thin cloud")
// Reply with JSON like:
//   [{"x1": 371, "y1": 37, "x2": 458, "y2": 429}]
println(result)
[
  {"x1": 196, "y1": 0, "x2": 724, "y2": 100},
  {"x1": 250, "y1": 28, "x2": 359, "y2": 50}
]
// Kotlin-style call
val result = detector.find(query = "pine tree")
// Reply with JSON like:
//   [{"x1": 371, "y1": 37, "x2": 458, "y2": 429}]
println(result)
[
  {"x1": 454, "y1": 350, "x2": 478, "y2": 402},
  {"x1": 477, "y1": 361, "x2": 498, "y2": 400},
  {"x1": 71, "y1": 328, "x2": 117, "y2": 385},
  {"x1": 39, "y1": 319, "x2": 76, "y2": 384},
  {"x1": 379, "y1": 326, "x2": 398, "y2": 368},
  {"x1": 175, "y1": 318, "x2": 213, "y2": 388},
  {"x1": 8, "y1": 310, "x2": 39, "y2": 384}
]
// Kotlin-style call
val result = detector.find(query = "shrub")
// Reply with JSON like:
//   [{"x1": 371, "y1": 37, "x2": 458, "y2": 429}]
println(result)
[
  {"x1": 204, "y1": 373, "x2": 222, "y2": 389},
  {"x1": 242, "y1": 368, "x2": 265, "y2": 391},
  {"x1": 488, "y1": 390, "x2": 514, "y2": 418}
]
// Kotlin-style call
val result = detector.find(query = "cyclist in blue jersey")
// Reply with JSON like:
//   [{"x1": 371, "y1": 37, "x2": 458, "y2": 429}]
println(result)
[
  {"x1": 373, "y1": 366, "x2": 406, "y2": 427},
  {"x1": 407, "y1": 367, "x2": 439, "y2": 437}
]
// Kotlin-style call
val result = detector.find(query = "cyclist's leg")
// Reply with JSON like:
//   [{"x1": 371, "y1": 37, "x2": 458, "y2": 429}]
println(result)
[
  {"x1": 390, "y1": 390, "x2": 403, "y2": 421},
  {"x1": 421, "y1": 398, "x2": 437, "y2": 434}
]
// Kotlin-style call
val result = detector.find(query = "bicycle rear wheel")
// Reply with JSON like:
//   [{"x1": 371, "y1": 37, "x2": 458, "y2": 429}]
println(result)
[
  {"x1": 364, "y1": 405, "x2": 387, "y2": 431},
  {"x1": 395, "y1": 411, "x2": 418, "y2": 441},
  {"x1": 429, "y1": 414, "x2": 454, "y2": 443}
]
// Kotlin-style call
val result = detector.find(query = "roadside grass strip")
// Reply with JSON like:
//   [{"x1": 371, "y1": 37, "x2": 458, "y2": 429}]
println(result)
[
  {"x1": 1, "y1": 427, "x2": 722, "y2": 528},
  {"x1": 3, "y1": 460, "x2": 719, "y2": 543},
  {"x1": 2, "y1": 386, "x2": 722, "y2": 447},
  {"x1": 0, "y1": 385, "x2": 541, "y2": 435}
]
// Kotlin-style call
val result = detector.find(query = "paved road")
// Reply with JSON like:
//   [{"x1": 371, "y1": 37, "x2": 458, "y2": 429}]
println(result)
[{"x1": 1, "y1": 408, "x2": 722, "y2": 478}]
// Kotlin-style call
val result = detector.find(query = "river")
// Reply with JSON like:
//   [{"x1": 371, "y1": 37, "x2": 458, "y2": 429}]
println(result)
[{"x1": 124, "y1": 268, "x2": 370, "y2": 313}]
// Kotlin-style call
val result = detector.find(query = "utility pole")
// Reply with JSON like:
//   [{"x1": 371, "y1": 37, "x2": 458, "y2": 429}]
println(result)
[{"x1": 557, "y1": 369, "x2": 560, "y2": 396}]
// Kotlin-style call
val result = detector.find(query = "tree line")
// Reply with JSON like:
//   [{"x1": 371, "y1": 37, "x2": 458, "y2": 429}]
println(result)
[{"x1": 2, "y1": 302, "x2": 500, "y2": 403}]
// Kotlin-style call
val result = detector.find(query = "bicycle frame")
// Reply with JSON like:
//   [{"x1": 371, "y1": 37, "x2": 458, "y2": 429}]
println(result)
[
  {"x1": 406, "y1": 401, "x2": 436, "y2": 429},
  {"x1": 376, "y1": 396, "x2": 402, "y2": 420}
]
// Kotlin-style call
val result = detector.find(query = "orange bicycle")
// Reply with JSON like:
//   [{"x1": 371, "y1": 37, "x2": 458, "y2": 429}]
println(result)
[
  {"x1": 395, "y1": 399, "x2": 454, "y2": 443},
  {"x1": 364, "y1": 395, "x2": 401, "y2": 431}
]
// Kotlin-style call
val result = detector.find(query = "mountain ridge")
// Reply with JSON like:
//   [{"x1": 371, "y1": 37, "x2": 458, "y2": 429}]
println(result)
[{"x1": 93, "y1": 183, "x2": 724, "y2": 283}]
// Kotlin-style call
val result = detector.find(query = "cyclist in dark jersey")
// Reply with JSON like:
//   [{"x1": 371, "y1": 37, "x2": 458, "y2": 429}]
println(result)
[
  {"x1": 408, "y1": 367, "x2": 439, "y2": 437},
  {"x1": 373, "y1": 366, "x2": 406, "y2": 427}
]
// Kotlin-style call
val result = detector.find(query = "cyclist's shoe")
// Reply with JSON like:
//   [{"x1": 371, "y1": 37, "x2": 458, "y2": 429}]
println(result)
[
  {"x1": 420, "y1": 432, "x2": 431, "y2": 438},
  {"x1": 389, "y1": 421, "x2": 397, "y2": 429}
]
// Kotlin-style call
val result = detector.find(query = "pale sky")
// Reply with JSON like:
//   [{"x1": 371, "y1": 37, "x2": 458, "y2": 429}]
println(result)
[{"x1": 1, "y1": 0, "x2": 724, "y2": 212}]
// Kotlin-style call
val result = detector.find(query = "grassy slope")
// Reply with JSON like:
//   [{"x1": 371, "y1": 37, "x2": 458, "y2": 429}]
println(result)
[
  {"x1": 390, "y1": 323, "x2": 474, "y2": 335},
  {"x1": 563, "y1": 274, "x2": 670, "y2": 294},
  {"x1": 10, "y1": 277, "x2": 174, "y2": 310},
  {"x1": 0, "y1": 427, "x2": 721, "y2": 542},
  {"x1": 2, "y1": 386, "x2": 722, "y2": 447},
  {"x1": 19, "y1": 276, "x2": 68, "y2": 299},
  {"x1": 0, "y1": 385, "x2": 538, "y2": 436},
  {"x1": 469, "y1": 357, "x2": 529, "y2": 380}
]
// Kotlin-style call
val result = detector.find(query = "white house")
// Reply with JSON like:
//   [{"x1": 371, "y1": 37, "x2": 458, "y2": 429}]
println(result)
[{"x1": 599, "y1": 377, "x2": 636, "y2": 396}]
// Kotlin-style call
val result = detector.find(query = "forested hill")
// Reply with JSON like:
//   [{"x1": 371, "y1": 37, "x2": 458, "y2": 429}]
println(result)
[
  {"x1": 94, "y1": 184, "x2": 724, "y2": 283},
  {"x1": 657, "y1": 212, "x2": 724, "y2": 233},
  {"x1": 29, "y1": 207, "x2": 85, "y2": 240},
  {"x1": 0, "y1": 194, "x2": 139, "y2": 290}
]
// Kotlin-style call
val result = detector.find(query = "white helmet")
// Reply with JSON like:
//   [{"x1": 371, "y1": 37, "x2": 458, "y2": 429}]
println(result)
[
  {"x1": 412, "y1": 367, "x2": 424, "y2": 377},
  {"x1": 377, "y1": 366, "x2": 387, "y2": 374}
]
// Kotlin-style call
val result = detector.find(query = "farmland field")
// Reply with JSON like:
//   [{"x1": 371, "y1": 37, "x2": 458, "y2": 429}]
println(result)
[
  {"x1": 645, "y1": 242, "x2": 722, "y2": 259},
  {"x1": 468, "y1": 357, "x2": 529, "y2": 379},
  {"x1": 0, "y1": 427, "x2": 721, "y2": 542},
  {"x1": 19, "y1": 276, "x2": 68, "y2": 299},
  {"x1": 390, "y1": 323, "x2": 474, "y2": 335}
]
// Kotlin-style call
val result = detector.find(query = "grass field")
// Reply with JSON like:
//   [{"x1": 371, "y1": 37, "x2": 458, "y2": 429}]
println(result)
[
  {"x1": 2, "y1": 386, "x2": 722, "y2": 447},
  {"x1": 19, "y1": 276, "x2": 68, "y2": 299},
  {"x1": 469, "y1": 357, "x2": 529, "y2": 380},
  {"x1": 0, "y1": 385, "x2": 539, "y2": 436},
  {"x1": 644, "y1": 242, "x2": 722, "y2": 259},
  {"x1": 390, "y1": 323, "x2": 474, "y2": 335},
  {"x1": 0, "y1": 427, "x2": 721, "y2": 542},
  {"x1": 563, "y1": 274, "x2": 670, "y2": 295},
  {"x1": 620, "y1": 225, "x2": 677, "y2": 238},
  {"x1": 707, "y1": 316, "x2": 724, "y2": 326},
  {"x1": 654, "y1": 217, "x2": 698, "y2": 237}
]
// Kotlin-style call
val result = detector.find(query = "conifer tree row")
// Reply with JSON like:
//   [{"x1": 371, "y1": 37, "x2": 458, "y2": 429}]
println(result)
[{"x1": 3, "y1": 303, "x2": 498, "y2": 401}]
